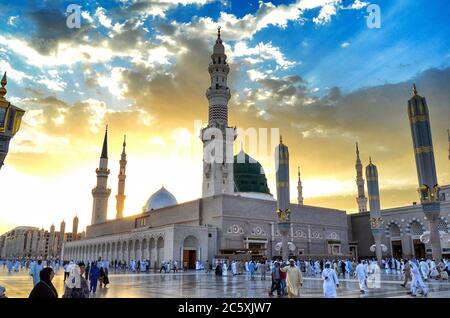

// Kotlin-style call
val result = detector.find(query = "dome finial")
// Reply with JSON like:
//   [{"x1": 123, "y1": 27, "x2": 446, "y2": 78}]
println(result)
[
  {"x1": 217, "y1": 26, "x2": 221, "y2": 39},
  {"x1": 413, "y1": 83, "x2": 417, "y2": 96},
  {"x1": 280, "y1": 135, "x2": 283, "y2": 144},
  {"x1": 0, "y1": 72, "x2": 7, "y2": 100},
  {"x1": 369, "y1": 156, "x2": 372, "y2": 164}
]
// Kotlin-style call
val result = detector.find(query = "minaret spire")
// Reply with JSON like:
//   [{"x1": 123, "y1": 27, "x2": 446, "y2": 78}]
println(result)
[
  {"x1": 413, "y1": 83, "x2": 418, "y2": 96},
  {"x1": 91, "y1": 127, "x2": 111, "y2": 225},
  {"x1": 355, "y1": 142, "x2": 368, "y2": 212},
  {"x1": 116, "y1": 134, "x2": 127, "y2": 219},
  {"x1": 200, "y1": 28, "x2": 236, "y2": 197},
  {"x1": 101, "y1": 125, "x2": 108, "y2": 159},
  {"x1": 297, "y1": 165, "x2": 304, "y2": 205}
]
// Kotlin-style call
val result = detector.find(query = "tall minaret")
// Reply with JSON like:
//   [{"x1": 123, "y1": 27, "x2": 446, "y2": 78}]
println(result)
[
  {"x1": 91, "y1": 126, "x2": 111, "y2": 225},
  {"x1": 355, "y1": 142, "x2": 368, "y2": 212},
  {"x1": 408, "y1": 83, "x2": 441, "y2": 261},
  {"x1": 366, "y1": 157, "x2": 383, "y2": 264},
  {"x1": 275, "y1": 136, "x2": 291, "y2": 261},
  {"x1": 116, "y1": 135, "x2": 127, "y2": 219},
  {"x1": 199, "y1": 27, "x2": 237, "y2": 197},
  {"x1": 297, "y1": 166, "x2": 304, "y2": 205},
  {"x1": 72, "y1": 215, "x2": 78, "y2": 241}
]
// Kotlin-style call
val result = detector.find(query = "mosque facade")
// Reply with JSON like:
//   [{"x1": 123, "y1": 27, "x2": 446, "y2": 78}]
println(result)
[
  {"x1": 58, "y1": 30, "x2": 450, "y2": 266},
  {"x1": 62, "y1": 30, "x2": 351, "y2": 268}
]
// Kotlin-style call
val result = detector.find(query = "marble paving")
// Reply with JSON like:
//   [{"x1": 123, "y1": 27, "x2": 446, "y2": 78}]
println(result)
[{"x1": 1, "y1": 267, "x2": 449, "y2": 298}]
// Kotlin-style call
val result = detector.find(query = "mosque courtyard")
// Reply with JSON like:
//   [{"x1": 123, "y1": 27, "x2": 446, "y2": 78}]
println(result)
[{"x1": 1, "y1": 267, "x2": 450, "y2": 298}]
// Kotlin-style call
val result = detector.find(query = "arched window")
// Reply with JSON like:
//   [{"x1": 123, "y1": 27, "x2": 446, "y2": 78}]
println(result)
[
  {"x1": 389, "y1": 224, "x2": 401, "y2": 237},
  {"x1": 411, "y1": 221, "x2": 423, "y2": 235}
]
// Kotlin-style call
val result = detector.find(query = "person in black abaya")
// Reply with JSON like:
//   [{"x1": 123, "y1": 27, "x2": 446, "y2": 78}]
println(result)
[{"x1": 29, "y1": 267, "x2": 58, "y2": 298}]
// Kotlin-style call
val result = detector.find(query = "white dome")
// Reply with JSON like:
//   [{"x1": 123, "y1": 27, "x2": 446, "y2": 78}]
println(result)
[{"x1": 143, "y1": 186, "x2": 178, "y2": 211}]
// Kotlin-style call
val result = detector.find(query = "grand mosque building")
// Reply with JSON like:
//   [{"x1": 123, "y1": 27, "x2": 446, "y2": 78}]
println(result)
[{"x1": 52, "y1": 30, "x2": 450, "y2": 267}]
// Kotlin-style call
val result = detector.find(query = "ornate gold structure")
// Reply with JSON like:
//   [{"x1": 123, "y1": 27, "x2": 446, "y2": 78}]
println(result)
[{"x1": 276, "y1": 208, "x2": 290, "y2": 223}]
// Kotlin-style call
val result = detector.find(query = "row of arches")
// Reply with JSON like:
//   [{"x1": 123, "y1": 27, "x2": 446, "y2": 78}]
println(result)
[
  {"x1": 385, "y1": 218, "x2": 448, "y2": 238},
  {"x1": 64, "y1": 237, "x2": 165, "y2": 263}
]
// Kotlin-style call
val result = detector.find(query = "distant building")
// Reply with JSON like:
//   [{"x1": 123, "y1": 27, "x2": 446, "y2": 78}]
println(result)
[{"x1": 0, "y1": 216, "x2": 82, "y2": 259}]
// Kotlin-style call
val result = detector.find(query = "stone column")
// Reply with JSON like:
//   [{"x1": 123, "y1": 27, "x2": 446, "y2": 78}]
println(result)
[
  {"x1": 366, "y1": 158, "x2": 383, "y2": 264},
  {"x1": 407, "y1": 84, "x2": 442, "y2": 260},
  {"x1": 275, "y1": 136, "x2": 290, "y2": 261}
]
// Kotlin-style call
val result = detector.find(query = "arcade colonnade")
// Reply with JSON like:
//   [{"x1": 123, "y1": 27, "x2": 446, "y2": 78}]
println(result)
[{"x1": 62, "y1": 225, "x2": 215, "y2": 268}]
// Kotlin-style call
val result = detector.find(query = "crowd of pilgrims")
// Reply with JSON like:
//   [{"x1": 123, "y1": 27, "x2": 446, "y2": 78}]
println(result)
[
  {"x1": 0, "y1": 256, "x2": 449, "y2": 298},
  {"x1": 212, "y1": 257, "x2": 450, "y2": 297}
]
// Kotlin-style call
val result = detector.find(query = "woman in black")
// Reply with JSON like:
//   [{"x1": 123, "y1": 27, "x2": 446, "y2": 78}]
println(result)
[{"x1": 29, "y1": 267, "x2": 58, "y2": 298}]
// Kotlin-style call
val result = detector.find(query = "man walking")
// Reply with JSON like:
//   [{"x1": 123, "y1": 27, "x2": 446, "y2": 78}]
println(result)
[
  {"x1": 401, "y1": 259, "x2": 412, "y2": 288},
  {"x1": 268, "y1": 262, "x2": 281, "y2": 297},
  {"x1": 322, "y1": 262, "x2": 339, "y2": 298},
  {"x1": 280, "y1": 259, "x2": 303, "y2": 298},
  {"x1": 354, "y1": 260, "x2": 367, "y2": 294}
]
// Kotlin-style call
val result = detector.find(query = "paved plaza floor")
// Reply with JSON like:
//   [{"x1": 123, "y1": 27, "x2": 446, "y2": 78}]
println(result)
[{"x1": 1, "y1": 267, "x2": 450, "y2": 298}]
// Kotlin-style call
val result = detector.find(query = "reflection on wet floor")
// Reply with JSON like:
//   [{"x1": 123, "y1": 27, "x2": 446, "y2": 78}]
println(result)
[{"x1": 1, "y1": 268, "x2": 449, "y2": 298}]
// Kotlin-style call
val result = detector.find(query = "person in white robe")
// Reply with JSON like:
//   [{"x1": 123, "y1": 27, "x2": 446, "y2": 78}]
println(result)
[
  {"x1": 231, "y1": 261, "x2": 237, "y2": 276},
  {"x1": 280, "y1": 259, "x2": 303, "y2": 298},
  {"x1": 322, "y1": 262, "x2": 339, "y2": 298},
  {"x1": 429, "y1": 260, "x2": 438, "y2": 279},
  {"x1": 419, "y1": 259, "x2": 429, "y2": 281},
  {"x1": 305, "y1": 261, "x2": 311, "y2": 276},
  {"x1": 410, "y1": 261, "x2": 428, "y2": 297},
  {"x1": 384, "y1": 259, "x2": 389, "y2": 274},
  {"x1": 354, "y1": 260, "x2": 367, "y2": 294},
  {"x1": 244, "y1": 261, "x2": 249, "y2": 277},
  {"x1": 222, "y1": 261, "x2": 228, "y2": 276},
  {"x1": 30, "y1": 260, "x2": 43, "y2": 286},
  {"x1": 314, "y1": 261, "x2": 321, "y2": 275}
]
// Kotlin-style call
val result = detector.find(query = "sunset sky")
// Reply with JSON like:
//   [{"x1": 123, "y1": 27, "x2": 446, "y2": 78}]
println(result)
[{"x1": 0, "y1": 0, "x2": 449, "y2": 235}]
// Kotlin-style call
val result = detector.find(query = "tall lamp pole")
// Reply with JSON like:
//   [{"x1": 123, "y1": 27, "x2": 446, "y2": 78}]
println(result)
[{"x1": 0, "y1": 72, "x2": 25, "y2": 171}]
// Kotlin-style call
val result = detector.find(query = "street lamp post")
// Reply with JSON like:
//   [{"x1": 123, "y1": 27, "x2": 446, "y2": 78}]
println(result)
[{"x1": 0, "y1": 72, "x2": 25, "y2": 171}]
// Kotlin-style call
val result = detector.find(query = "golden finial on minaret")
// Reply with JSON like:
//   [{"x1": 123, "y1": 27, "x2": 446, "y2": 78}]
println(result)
[
  {"x1": 0, "y1": 72, "x2": 7, "y2": 100},
  {"x1": 123, "y1": 134, "x2": 126, "y2": 148},
  {"x1": 413, "y1": 83, "x2": 418, "y2": 96}
]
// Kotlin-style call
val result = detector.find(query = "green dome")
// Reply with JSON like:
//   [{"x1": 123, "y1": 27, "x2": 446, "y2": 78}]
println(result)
[{"x1": 233, "y1": 150, "x2": 271, "y2": 194}]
